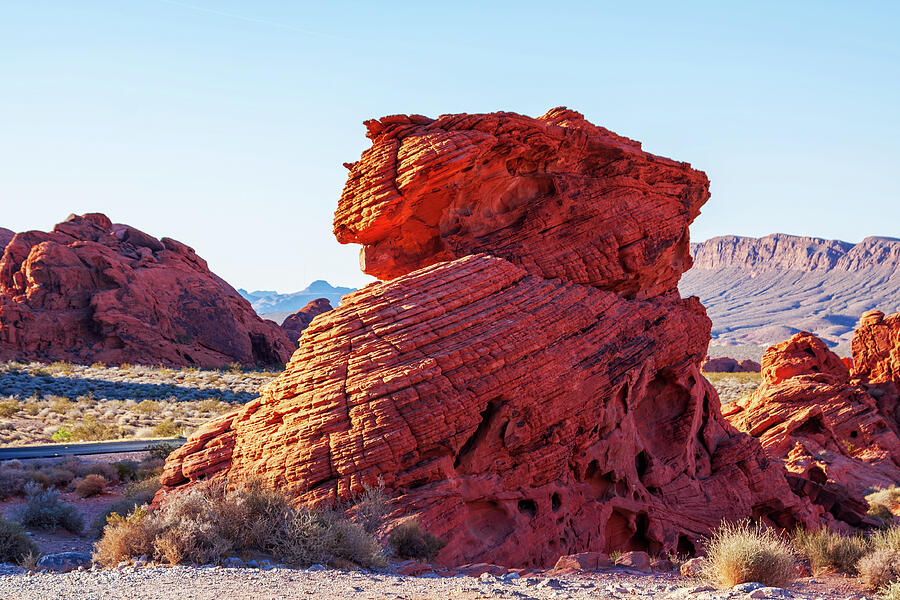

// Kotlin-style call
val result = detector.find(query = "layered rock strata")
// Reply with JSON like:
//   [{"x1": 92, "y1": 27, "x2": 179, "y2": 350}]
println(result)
[
  {"x1": 724, "y1": 323, "x2": 900, "y2": 526},
  {"x1": 280, "y1": 298, "x2": 332, "y2": 346},
  {"x1": 160, "y1": 108, "x2": 816, "y2": 566},
  {"x1": 0, "y1": 213, "x2": 293, "y2": 367}
]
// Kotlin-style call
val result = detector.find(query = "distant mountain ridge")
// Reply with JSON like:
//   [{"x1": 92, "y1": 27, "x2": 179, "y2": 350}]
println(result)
[
  {"x1": 238, "y1": 280, "x2": 356, "y2": 317},
  {"x1": 680, "y1": 233, "x2": 900, "y2": 353}
]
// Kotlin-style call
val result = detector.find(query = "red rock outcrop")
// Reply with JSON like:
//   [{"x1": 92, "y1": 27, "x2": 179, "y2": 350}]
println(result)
[
  {"x1": 852, "y1": 310, "x2": 900, "y2": 384},
  {"x1": 280, "y1": 298, "x2": 332, "y2": 346},
  {"x1": 701, "y1": 357, "x2": 761, "y2": 373},
  {"x1": 334, "y1": 108, "x2": 709, "y2": 300},
  {"x1": 160, "y1": 109, "x2": 818, "y2": 567},
  {"x1": 723, "y1": 329, "x2": 900, "y2": 525},
  {"x1": 0, "y1": 228, "x2": 13, "y2": 253},
  {"x1": 0, "y1": 213, "x2": 293, "y2": 367}
]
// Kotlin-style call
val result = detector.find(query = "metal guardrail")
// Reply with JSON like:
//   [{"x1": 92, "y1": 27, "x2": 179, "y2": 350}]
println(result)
[{"x1": 0, "y1": 438, "x2": 186, "y2": 460}]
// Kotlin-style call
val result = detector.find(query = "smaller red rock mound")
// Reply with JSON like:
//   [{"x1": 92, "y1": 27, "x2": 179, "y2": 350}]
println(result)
[
  {"x1": 852, "y1": 310, "x2": 900, "y2": 384},
  {"x1": 701, "y1": 357, "x2": 761, "y2": 373},
  {"x1": 0, "y1": 213, "x2": 293, "y2": 367},
  {"x1": 281, "y1": 298, "x2": 332, "y2": 346},
  {"x1": 761, "y1": 333, "x2": 850, "y2": 385},
  {"x1": 723, "y1": 329, "x2": 900, "y2": 527}
]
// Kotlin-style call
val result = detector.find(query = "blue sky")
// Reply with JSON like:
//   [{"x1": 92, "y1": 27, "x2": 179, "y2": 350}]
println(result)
[{"x1": 2, "y1": 1, "x2": 898, "y2": 290}]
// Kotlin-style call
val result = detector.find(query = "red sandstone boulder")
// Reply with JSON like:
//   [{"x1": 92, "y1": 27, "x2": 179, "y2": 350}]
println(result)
[
  {"x1": 615, "y1": 550, "x2": 651, "y2": 572},
  {"x1": 281, "y1": 298, "x2": 332, "y2": 346},
  {"x1": 552, "y1": 552, "x2": 612, "y2": 572},
  {"x1": 723, "y1": 330, "x2": 900, "y2": 525},
  {"x1": 159, "y1": 109, "x2": 817, "y2": 567},
  {"x1": 852, "y1": 310, "x2": 900, "y2": 384},
  {"x1": 0, "y1": 213, "x2": 293, "y2": 367}
]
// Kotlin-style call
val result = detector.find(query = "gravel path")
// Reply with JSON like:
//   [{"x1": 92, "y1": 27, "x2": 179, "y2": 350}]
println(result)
[{"x1": 0, "y1": 566, "x2": 871, "y2": 600}]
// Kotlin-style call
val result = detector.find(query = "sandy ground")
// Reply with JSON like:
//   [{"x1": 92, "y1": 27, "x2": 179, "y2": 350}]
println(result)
[{"x1": 0, "y1": 565, "x2": 875, "y2": 600}]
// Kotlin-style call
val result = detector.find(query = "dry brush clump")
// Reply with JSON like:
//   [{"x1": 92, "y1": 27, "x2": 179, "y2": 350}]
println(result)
[
  {"x1": 701, "y1": 520, "x2": 797, "y2": 588},
  {"x1": 794, "y1": 527, "x2": 871, "y2": 574},
  {"x1": 17, "y1": 481, "x2": 83, "y2": 534},
  {"x1": 0, "y1": 515, "x2": 39, "y2": 565},
  {"x1": 94, "y1": 479, "x2": 385, "y2": 569},
  {"x1": 388, "y1": 518, "x2": 446, "y2": 562}
]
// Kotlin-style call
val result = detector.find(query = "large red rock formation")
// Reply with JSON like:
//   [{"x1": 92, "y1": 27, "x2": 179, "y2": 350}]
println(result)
[
  {"x1": 0, "y1": 213, "x2": 293, "y2": 367},
  {"x1": 280, "y1": 298, "x2": 332, "y2": 346},
  {"x1": 160, "y1": 109, "x2": 817, "y2": 567},
  {"x1": 723, "y1": 328, "x2": 900, "y2": 526},
  {"x1": 853, "y1": 310, "x2": 900, "y2": 384}
]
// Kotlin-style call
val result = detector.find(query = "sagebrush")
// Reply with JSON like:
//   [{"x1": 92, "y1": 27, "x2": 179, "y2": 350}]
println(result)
[{"x1": 94, "y1": 479, "x2": 385, "y2": 569}]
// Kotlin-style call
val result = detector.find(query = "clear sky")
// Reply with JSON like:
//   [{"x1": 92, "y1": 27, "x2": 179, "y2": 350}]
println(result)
[{"x1": 2, "y1": 1, "x2": 898, "y2": 291}]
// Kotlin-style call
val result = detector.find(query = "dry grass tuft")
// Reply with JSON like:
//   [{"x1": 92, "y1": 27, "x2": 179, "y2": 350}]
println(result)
[
  {"x1": 702, "y1": 520, "x2": 797, "y2": 588},
  {"x1": 858, "y1": 548, "x2": 900, "y2": 591},
  {"x1": 794, "y1": 527, "x2": 871, "y2": 574}
]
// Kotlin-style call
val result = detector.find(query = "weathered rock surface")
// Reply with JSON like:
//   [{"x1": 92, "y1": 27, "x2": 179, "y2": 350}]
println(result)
[
  {"x1": 0, "y1": 228, "x2": 14, "y2": 254},
  {"x1": 723, "y1": 327, "x2": 900, "y2": 525},
  {"x1": 0, "y1": 213, "x2": 293, "y2": 367},
  {"x1": 852, "y1": 310, "x2": 900, "y2": 384},
  {"x1": 334, "y1": 108, "x2": 709, "y2": 300},
  {"x1": 280, "y1": 298, "x2": 332, "y2": 346},
  {"x1": 160, "y1": 109, "x2": 817, "y2": 567},
  {"x1": 681, "y1": 234, "x2": 900, "y2": 351},
  {"x1": 701, "y1": 357, "x2": 760, "y2": 373}
]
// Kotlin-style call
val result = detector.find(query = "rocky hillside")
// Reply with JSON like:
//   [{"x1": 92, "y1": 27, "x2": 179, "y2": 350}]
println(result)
[{"x1": 680, "y1": 233, "x2": 900, "y2": 353}]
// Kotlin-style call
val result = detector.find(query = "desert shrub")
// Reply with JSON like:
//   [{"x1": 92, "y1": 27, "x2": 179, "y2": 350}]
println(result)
[
  {"x1": 151, "y1": 419, "x2": 184, "y2": 438},
  {"x1": 858, "y1": 548, "x2": 900, "y2": 591},
  {"x1": 91, "y1": 477, "x2": 161, "y2": 534},
  {"x1": 112, "y1": 460, "x2": 139, "y2": 482},
  {"x1": 69, "y1": 415, "x2": 122, "y2": 441},
  {"x1": 388, "y1": 518, "x2": 445, "y2": 562},
  {"x1": 147, "y1": 443, "x2": 177, "y2": 461},
  {"x1": 0, "y1": 515, "x2": 39, "y2": 565},
  {"x1": 135, "y1": 400, "x2": 161, "y2": 415},
  {"x1": 795, "y1": 527, "x2": 871, "y2": 574},
  {"x1": 0, "y1": 399, "x2": 19, "y2": 417},
  {"x1": 51, "y1": 428, "x2": 73, "y2": 442},
  {"x1": 350, "y1": 479, "x2": 389, "y2": 534},
  {"x1": 18, "y1": 481, "x2": 83, "y2": 534},
  {"x1": 701, "y1": 520, "x2": 797, "y2": 588},
  {"x1": 0, "y1": 466, "x2": 28, "y2": 499},
  {"x1": 872, "y1": 525, "x2": 900, "y2": 552},
  {"x1": 197, "y1": 398, "x2": 231, "y2": 414},
  {"x1": 85, "y1": 462, "x2": 119, "y2": 483},
  {"x1": 94, "y1": 479, "x2": 385, "y2": 568},
  {"x1": 870, "y1": 503, "x2": 896, "y2": 527},
  {"x1": 48, "y1": 396, "x2": 74, "y2": 413},
  {"x1": 74, "y1": 474, "x2": 108, "y2": 498},
  {"x1": 45, "y1": 468, "x2": 76, "y2": 489},
  {"x1": 881, "y1": 581, "x2": 900, "y2": 600}
]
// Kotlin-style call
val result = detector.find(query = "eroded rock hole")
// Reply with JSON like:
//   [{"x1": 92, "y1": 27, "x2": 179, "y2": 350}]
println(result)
[
  {"x1": 635, "y1": 451, "x2": 650, "y2": 479},
  {"x1": 517, "y1": 499, "x2": 537, "y2": 517},
  {"x1": 677, "y1": 535, "x2": 695, "y2": 556},
  {"x1": 454, "y1": 400, "x2": 499, "y2": 469},
  {"x1": 551, "y1": 492, "x2": 561, "y2": 512}
]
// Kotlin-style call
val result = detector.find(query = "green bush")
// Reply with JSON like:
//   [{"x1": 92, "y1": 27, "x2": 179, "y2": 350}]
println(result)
[
  {"x1": 702, "y1": 520, "x2": 797, "y2": 588},
  {"x1": 0, "y1": 515, "x2": 39, "y2": 565},
  {"x1": 151, "y1": 420, "x2": 184, "y2": 438},
  {"x1": 388, "y1": 518, "x2": 445, "y2": 562},
  {"x1": 17, "y1": 481, "x2": 83, "y2": 534}
]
